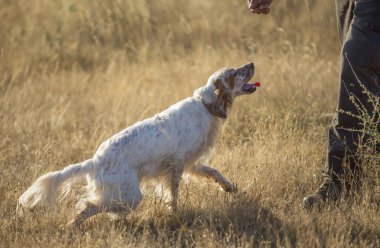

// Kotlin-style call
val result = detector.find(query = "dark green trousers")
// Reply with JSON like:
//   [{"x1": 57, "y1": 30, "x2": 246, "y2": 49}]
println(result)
[{"x1": 325, "y1": 0, "x2": 380, "y2": 189}]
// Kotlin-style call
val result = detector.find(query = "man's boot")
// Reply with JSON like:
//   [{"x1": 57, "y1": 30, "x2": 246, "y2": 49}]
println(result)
[{"x1": 303, "y1": 179, "x2": 340, "y2": 211}]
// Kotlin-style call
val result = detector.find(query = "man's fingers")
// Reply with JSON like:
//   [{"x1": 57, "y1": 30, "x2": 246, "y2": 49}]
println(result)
[
  {"x1": 250, "y1": 9, "x2": 261, "y2": 14},
  {"x1": 248, "y1": 0, "x2": 271, "y2": 14},
  {"x1": 250, "y1": 7, "x2": 270, "y2": 14},
  {"x1": 258, "y1": 3, "x2": 269, "y2": 10},
  {"x1": 248, "y1": 0, "x2": 262, "y2": 9}
]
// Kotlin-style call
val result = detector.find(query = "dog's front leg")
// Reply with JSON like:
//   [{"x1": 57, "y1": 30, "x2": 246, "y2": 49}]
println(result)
[
  {"x1": 191, "y1": 164, "x2": 237, "y2": 192},
  {"x1": 168, "y1": 164, "x2": 184, "y2": 212}
]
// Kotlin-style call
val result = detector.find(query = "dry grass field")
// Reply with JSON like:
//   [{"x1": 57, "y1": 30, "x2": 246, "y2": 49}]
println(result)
[{"x1": 0, "y1": 0, "x2": 379, "y2": 247}]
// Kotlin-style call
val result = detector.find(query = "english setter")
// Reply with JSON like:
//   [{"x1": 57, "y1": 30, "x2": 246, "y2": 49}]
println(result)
[{"x1": 18, "y1": 63, "x2": 258, "y2": 226}]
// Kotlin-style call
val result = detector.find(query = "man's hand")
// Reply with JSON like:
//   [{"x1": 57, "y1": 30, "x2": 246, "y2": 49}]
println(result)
[{"x1": 247, "y1": 0, "x2": 273, "y2": 14}]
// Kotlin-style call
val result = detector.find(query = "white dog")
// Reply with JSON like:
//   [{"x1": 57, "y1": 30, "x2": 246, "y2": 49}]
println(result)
[{"x1": 18, "y1": 63, "x2": 258, "y2": 226}]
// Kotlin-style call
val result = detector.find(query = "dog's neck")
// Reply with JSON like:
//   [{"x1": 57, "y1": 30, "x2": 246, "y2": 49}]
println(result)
[
  {"x1": 201, "y1": 100, "x2": 227, "y2": 119},
  {"x1": 194, "y1": 85, "x2": 230, "y2": 119}
]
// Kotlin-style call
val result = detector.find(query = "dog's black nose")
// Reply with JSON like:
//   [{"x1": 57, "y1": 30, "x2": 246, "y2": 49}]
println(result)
[
  {"x1": 238, "y1": 63, "x2": 254, "y2": 72},
  {"x1": 238, "y1": 63, "x2": 255, "y2": 79},
  {"x1": 245, "y1": 62, "x2": 254, "y2": 72}
]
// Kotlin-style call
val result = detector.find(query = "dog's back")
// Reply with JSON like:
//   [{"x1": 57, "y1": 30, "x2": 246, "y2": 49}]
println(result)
[{"x1": 94, "y1": 97, "x2": 217, "y2": 177}]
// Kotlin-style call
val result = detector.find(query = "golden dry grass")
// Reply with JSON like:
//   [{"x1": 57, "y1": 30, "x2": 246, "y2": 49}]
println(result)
[{"x1": 0, "y1": 0, "x2": 379, "y2": 247}]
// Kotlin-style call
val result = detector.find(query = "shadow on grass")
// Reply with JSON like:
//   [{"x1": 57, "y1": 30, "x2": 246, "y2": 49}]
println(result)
[{"x1": 102, "y1": 194, "x2": 297, "y2": 247}]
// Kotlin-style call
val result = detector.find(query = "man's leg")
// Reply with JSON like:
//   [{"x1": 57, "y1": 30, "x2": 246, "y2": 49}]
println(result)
[
  {"x1": 335, "y1": 0, "x2": 354, "y2": 43},
  {"x1": 304, "y1": 1, "x2": 380, "y2": 210}
]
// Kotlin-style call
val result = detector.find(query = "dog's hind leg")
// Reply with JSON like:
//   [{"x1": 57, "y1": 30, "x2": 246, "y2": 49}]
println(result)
[
  {"x1": 110, "y1": 181, "x2": 143, "y2": 216},
  {"x1": 104, "y1": 172, "x2": 143, "y2": 221},
  {"x1": 68, "y1": 173, "x2": 143, "y2": 226},
  {"x1": 68, "y1": 202, "x2": 101, "y2": 227},
  {"x1": 68, "y1": 189, "x2": 143, "y2": 226}
]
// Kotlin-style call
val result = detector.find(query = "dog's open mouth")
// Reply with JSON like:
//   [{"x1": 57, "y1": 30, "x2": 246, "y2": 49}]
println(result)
[{"x1": 242, "y1": 83, "x2": 257, "y2": 94}]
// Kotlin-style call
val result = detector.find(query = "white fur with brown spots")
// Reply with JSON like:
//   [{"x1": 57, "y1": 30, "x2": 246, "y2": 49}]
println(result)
[{"x1": 17, "y1": 63, "x2": 257, "y2": 226}]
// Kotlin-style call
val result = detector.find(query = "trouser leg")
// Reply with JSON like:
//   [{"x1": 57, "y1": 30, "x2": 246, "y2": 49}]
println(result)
[
  {"x1": 324, "y1": 2, "x2": 380, "y2": 194},
  {"x1": 335, "y1": 0, "x2": 354, "y2": 42}
]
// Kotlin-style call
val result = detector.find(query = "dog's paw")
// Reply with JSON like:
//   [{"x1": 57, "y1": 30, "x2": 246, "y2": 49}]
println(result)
[
  {"x1": 222, "y1": 182, "x2": 238, "y2": 193},
  {"x1": 166, "y1": 202, "x2": 178, "y2": 213}
]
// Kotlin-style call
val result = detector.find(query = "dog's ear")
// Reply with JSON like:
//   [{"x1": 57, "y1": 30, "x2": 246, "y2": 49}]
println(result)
[{"x1": 209, "y1": 78, "x2": 232, "y2": 119}]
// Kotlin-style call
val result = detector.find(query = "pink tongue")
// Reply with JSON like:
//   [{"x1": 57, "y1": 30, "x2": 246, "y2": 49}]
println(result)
[{"x1": 244, "y1": 82, "x2": 261, "y2": 91}]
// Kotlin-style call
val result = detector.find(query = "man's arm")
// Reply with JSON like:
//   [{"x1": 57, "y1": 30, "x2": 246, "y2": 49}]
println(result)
[{"x1": 247, "y1": 0, "x2": 273, "y2": 14}]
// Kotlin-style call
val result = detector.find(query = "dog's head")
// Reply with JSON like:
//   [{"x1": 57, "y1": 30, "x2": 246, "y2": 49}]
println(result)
[{"x1": 195, "y1": 63, "x2": 256, "y2": 119}]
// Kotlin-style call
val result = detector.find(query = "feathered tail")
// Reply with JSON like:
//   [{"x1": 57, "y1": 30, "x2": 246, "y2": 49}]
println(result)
[{"x1": 17, "y1": 159, "x2": 94, "y2": 216}]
